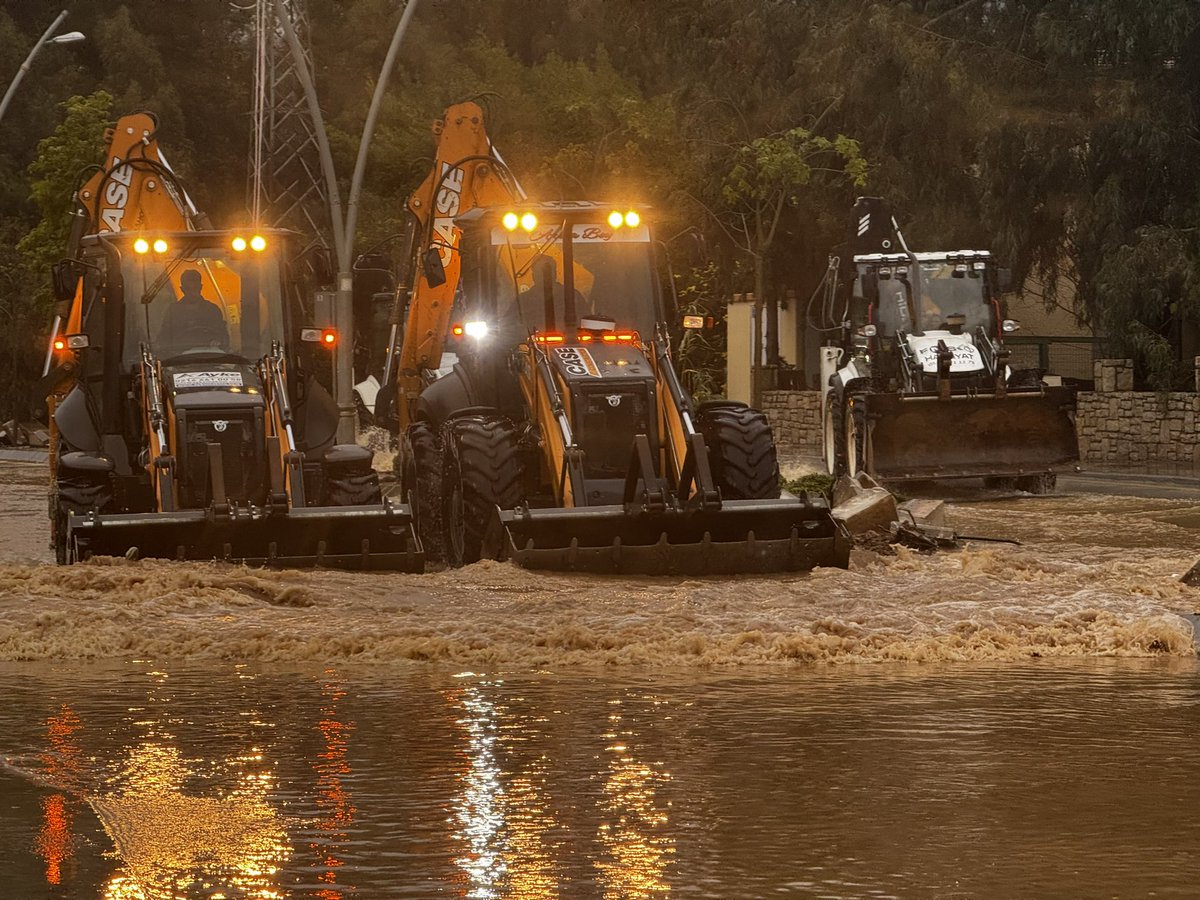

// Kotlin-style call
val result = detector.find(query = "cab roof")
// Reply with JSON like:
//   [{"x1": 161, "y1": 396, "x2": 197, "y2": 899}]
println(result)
[{"x1": 456, "y1": 201, "x2": 648, "y2": 226}]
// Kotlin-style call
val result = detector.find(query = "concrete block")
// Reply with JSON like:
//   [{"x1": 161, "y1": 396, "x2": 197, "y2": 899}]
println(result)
[
  {"x1": 897, "y1": 498, "x2": 946, "y2": 527},
  {"x1": 832, "y1": 473, "x2": 898, "y2": 536}
]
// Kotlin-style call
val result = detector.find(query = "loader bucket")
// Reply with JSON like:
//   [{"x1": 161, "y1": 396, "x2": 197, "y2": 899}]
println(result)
[
  {"x1": 492, "y1": 496, "x2": 851, "y2": 575},
  {"x1": 864, "y1": 386, "x2": 1078, "y2": 481},
  {"x1": 68, "y1": 501, "x2": 423, "y2": 571}
]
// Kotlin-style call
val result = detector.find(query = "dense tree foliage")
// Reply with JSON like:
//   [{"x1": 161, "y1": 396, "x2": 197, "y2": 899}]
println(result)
[{"x1": 2, "y1": 0, "x2": 1199, "y2": 419}]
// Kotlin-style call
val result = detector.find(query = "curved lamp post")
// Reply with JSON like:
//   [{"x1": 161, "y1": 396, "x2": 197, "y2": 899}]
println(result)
[{"x1": 0, "y1": 10, "x2": 86, "y2": 126}]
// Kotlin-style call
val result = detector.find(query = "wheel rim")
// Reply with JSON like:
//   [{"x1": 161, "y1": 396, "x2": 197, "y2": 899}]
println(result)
[
  {"x1": 823, "y1": 397, "x2": 837, "y2": 475},
  {"x1": 845, "y1": 402, "x2": 859, "y2": 478}
]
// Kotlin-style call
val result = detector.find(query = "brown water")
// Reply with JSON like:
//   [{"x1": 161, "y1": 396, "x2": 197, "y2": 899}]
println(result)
[{"x1": 1, "y1": 459, "x2": 1199, "y2": 896}]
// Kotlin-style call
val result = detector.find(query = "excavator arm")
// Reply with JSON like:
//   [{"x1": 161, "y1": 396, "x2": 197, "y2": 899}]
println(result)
[
  {"x1": 53, "y1": 113, "x2": 198, "y2": 360},
  {"x1": 393, "y1": 101, "x2": 518, "y2": 429}
]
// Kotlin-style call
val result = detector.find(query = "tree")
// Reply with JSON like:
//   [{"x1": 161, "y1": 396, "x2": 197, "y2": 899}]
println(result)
[
  {"x1": 18, "y1": 91, "x2": 114, "y2": 300},
  {"x1": 711, "y1": 127, "x2": 866, "y2": 367}
]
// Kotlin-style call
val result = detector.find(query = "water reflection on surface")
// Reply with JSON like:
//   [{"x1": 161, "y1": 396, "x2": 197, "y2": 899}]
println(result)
[
  {"x1": 93, "y1": 668, "x2": 289, "y2": 899},
  {"x1": 35, "y1": 704, "x2": 84, "y2": 886},
  {"x1": 451, "y1": 681, "x2": 508, "y2": 896},
  {"x1": 596, "y1": 697, "x2": 673, "y2": 898},
  {"x1": 310, "y1": 669, "x2": 356, "y2": 899},
  {"x1": 4, "y1": 659, "x2": 1200, "y2": 896}
]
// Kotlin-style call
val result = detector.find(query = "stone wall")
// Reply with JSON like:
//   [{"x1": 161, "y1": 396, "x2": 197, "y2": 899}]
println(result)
[
  {"x1": 1075, "y1": 358, "x2": 1200, "y2": 467},
  {"x1": 1076, "y1": 391, "x2": 1200, "y2": 466},
  {"x1": 761, "y1": 390, "x2": 823, "y2": 452}
]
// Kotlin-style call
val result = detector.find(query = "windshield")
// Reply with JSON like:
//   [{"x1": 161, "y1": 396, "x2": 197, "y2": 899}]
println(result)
[
  {"x1": 861, "y1": 260, "x2": 992, "y2": 336},
  {"x1": 913, "y1": 261, "x2": 991, "y2": 333},
  {"x1": 489, "y1": 222, "x2": 658, "y2": 339},
  {"x1": 122, "y1": 245, "x2": 285, "y2": 365}
]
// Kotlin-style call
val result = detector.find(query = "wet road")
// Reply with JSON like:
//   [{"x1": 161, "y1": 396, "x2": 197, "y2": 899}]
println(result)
[
  {"x1": 5, "y1": 660, "x2": 1200, "y2": 897},
  {"x1": 1, "y1": 457, "x2": 1198, "y2": 896}
]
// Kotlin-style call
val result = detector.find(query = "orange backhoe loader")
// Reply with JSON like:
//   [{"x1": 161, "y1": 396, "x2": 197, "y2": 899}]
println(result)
[
  {"x1": 42, "y1": 112, "x2": 420, "y2": 568},
  {"x1": 372, "y1": 101, "x2": 849, "y2": 574}
]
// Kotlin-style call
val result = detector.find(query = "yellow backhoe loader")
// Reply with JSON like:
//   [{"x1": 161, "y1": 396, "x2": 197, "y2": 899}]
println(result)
[
  {"x1": 377, "y1": 101, "x2": 849, "y2": 574},
  {"x1": 42, "y1": 112, "x2": 420, "y2": 568}
]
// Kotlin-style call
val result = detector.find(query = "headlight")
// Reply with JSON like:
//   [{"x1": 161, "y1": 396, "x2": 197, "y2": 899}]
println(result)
[{"x1": 464, "y1": 320, "x2": 489, "y2": 338}]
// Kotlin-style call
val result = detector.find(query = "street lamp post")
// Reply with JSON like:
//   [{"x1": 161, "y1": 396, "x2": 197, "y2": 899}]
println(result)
[
  {"x1": 0, "y1": 10, "x2": 86, "y2": 126},
  {"x1": 273, "y1": 0, "x2": 420, "y2": 444}
]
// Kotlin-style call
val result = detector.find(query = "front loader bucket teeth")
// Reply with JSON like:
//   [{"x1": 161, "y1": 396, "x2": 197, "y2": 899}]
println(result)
[
  {"x1": 493, "y1": 497, "x2": 851, "y2": 575},
  {"x1": 865, "y1": 387, "x2": 1078, "y2": 481},
  {"x1": 68, "y1": 502, "x2": 423, "y2": 571}
]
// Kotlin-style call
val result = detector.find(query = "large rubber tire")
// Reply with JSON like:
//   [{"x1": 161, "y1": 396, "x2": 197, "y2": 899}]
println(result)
[
  {"x1": 822, "y1": 393, "x2": 839, "y2": 475},
  {"x1": 402, "y1": 421, "x2": 445, "y2": 564},
  {"x1": 52, "y1": 466, "x2": 113, "y2": 566},
  {"x1": 52, "y1": 497, "x2": 69, "y2": 565},
  {"x1": 844, "y1": 396, "x2": 865, "y2": 479},
  {"x1": 1008, "y1": 368, "x2": 1044, "y2": 389},
  {"x1": 696, "y1": 403, "x2": 781, "y2": 500},
  {"x1": 441, "y1": 415, "x2": 524, "y2": 567}
]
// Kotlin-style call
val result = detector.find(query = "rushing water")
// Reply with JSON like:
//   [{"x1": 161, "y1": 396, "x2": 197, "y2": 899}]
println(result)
[{"x1": 1, "y1": 458, "x2": 1198, "y2": 896}]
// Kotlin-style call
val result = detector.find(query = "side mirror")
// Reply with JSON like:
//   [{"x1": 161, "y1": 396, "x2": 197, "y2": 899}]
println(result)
[
  {"x1": 51, "y1": 261, "x2": 80, "y2": 302},
  {"x1": 996, "y1": 267, "x2": 1014, "y2": 294},
  {"x1": 422, "y1": 248, "x2": 447, "y2": 288},
  {"x1": 1002, "y1": 319, "x2": 1020, "y2": 333}
]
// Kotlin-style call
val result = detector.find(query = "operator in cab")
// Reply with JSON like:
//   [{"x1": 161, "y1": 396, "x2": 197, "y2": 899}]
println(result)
[{"x1": 157, "y1": 268, "x2": 229, "y2": 357}]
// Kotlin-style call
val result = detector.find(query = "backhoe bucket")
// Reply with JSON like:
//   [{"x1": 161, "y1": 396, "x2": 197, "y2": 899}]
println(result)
[
  {"x1": 493, "y1": 496, "x2": 851, "y2": 575},
  {"x1": 864, "y1": 386, "x2": 1078, "y2": 481},
  {"x1": 68, "y1": 501, "x2": 423, "y2": 571}
]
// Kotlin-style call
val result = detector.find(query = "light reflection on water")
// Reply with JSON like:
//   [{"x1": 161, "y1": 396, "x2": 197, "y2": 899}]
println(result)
[
  {"x1": 35, "y1": 704, "x2": 84, "y2": 886},
  {"x1": 310, "y1": 669, "x2": 355, "y2": 899},
  {"x1": 91, "y1": 668, "x2": 290, "y2": 899},
  {"x1": 596, "y1": 697, "x2": 673, "y2": 898},
  {"x1": 3, "y1": 659, "x2": 1200, "y2": 896},
  {"x1": 452, "y1": 682, "x2": 508, "y2": 896}
]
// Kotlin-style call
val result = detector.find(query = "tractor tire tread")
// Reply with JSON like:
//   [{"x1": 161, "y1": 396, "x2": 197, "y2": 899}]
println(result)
[
  {"x1": 406, "y1": 421, "x2": 445, "y2": 564},
  {"x1": 442, "y1": 415, "x2": 523, "y2": 566},
  {"x1": 697, "y1": 404, "x2": 781, "y2": 500}
]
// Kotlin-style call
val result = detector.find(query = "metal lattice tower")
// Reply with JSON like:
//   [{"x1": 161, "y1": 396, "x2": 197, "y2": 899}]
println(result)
[{"x1": 249, "y1": 0, "x2": 331, "y2": 244}]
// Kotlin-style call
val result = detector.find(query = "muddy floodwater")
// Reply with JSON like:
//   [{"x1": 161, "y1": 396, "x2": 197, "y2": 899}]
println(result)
[{"x1": 1, "y1": 458, "x2": 1199, "y2": 896}]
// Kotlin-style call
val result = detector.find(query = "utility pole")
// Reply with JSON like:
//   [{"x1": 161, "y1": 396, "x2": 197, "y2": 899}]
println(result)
[{"x1": 271, "y1": 0, "x2": 420, "y2": 444}]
